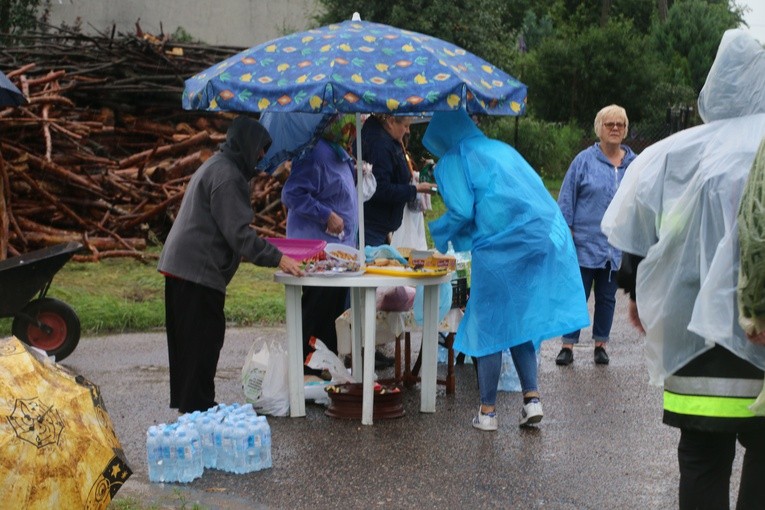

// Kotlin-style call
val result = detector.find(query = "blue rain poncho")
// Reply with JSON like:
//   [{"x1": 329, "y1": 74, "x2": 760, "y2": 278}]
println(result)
[
  {"x1": 423, "y1": 109, "x2": 590, "y2": 357},
  {"x1": 602, "y1": 29, "x2": 765, "y2": 385}
]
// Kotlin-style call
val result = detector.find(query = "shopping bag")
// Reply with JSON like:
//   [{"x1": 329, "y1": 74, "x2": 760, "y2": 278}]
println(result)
[{"x1": 242, "y1": 336, "x2": 290, "y2": 416}]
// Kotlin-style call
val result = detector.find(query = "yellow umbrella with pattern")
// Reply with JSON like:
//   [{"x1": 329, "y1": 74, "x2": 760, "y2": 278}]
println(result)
[{"x1": 0, "y1": 336, "x2": 131, "y2": 509}]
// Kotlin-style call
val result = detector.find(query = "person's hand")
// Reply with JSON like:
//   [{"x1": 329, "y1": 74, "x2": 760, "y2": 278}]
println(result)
[
  {"x1": 628, "y1": 299, "x2": 645, "y2": 334},
  {"x1": 326, "y1": 211, "x2": 344, "y2": 237},
  {"x1": 746, "y1": 329, "x2": 765, "y2": 346},
  {"x1": 415, "y1": 182, "x2": 436, "y2": 194},
  {"x1": 278, "y1": 255, "x2": 304, "y2": 276}
]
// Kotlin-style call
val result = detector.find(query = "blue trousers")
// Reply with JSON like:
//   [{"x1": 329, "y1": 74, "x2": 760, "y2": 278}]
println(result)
[
  {"x1": 476, "y1": 341, "x2": 537, "y2": 406},
  {"x1": 563, "y1": 264, "x2": 618, "y2": 343}
]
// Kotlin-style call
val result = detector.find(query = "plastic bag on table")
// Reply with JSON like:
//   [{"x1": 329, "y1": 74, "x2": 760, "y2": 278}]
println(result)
[{"x1": 241, "y1": 336, "x2": 290, "y2": 416}]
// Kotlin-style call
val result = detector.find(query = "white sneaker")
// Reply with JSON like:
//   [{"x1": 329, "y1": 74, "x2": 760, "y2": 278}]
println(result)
[
  {"x1": 472, "y1": 406, "x2": 498, "y2": 431},
  {"x1": 519, "y1": 400, "x2": 543, "y2": 427}
]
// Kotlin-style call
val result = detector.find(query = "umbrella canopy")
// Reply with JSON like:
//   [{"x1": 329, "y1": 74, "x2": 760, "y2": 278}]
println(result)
[
  {"x1": 0, "y1": 336, "x2": 131, "y2": 509},
  {"x1": 183, "y1": 14, "x2": 527, "y2": 250},
  {"x1": 183, "y1": 16, "x2": 526, "y2": 116},
  {"x1": 0, "y1": 70, "x2": 27, "y2": 107}
]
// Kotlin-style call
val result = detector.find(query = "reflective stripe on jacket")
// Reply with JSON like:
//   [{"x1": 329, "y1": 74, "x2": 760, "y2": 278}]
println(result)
[{"x1": 663, "y1": 345, "x2": 765, "y2": 433}]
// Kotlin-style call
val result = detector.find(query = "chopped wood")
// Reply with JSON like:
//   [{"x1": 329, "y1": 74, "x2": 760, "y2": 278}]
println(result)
[{"x1": 0, "y1": 26, "x2": 291, "y2": 260}]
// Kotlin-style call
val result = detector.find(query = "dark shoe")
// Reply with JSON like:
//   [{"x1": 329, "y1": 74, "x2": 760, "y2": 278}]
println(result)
[
  {"x1": 555, "y1": 347, "x2": 574, "y2": 366},
  {"x1": 375, "y1": 350, "x2": 395, "y2": 370},
  {"x1": 304, "y1": 366, "x2": 323, "y2": 378},
  {"x1": 594, "y1": 346, "x2": 610, "y2": 365}
]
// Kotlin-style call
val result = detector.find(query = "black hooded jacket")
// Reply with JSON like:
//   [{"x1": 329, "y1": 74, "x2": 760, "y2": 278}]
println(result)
[{"x1": 158, "y1": 117, "x2": 282, "y2": 292}]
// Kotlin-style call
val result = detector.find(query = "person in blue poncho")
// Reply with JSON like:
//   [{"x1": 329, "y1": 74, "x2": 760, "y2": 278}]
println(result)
[{"x1": 423, "y1": 109, "x2": 589, "y2": 430}]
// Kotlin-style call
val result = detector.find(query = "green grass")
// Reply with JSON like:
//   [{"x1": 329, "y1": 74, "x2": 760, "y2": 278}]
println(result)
[
  {"x1": 0, "y1": 178, "x2": 559, "y2": 338},
  {"x1": 0, "y1": 248, "x2": 287, "y2": 337}
]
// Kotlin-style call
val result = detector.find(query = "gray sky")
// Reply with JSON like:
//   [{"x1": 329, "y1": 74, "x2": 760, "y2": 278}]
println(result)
[{"x1": 740, "y1": 0, "x2": 765, "y2": 44}]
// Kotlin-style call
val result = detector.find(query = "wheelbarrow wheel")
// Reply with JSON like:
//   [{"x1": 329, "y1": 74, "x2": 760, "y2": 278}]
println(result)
[{"x1": 12, "y1": 297, "x2": 81, "y2": 361}]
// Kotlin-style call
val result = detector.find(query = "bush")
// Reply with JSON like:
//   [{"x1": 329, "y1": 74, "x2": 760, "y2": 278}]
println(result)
[{"x1": 482, "y1": 116, "x2": 584, "y2": 181}]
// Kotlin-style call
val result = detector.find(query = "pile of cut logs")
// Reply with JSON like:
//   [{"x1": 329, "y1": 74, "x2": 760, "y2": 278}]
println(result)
[{"x1": 0, "y1": 25, "x2": 287, "y2": 261}]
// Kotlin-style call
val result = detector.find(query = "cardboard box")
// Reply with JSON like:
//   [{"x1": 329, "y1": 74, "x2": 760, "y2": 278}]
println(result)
[{"x1": 409, "y1": 250, "x2": 456, "y2": 271}]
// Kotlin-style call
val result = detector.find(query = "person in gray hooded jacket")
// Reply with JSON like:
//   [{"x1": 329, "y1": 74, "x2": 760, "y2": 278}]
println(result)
[{"x1": 158, "y1": 116, "x2": 302, "y2": 414}]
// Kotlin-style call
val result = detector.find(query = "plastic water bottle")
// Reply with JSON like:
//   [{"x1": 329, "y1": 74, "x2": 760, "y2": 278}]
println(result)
[
  {"x1": 213, "y1": 419, "x2": 228, "y2": 472},
  {"x1": 186, "y1": 425, "x2": 204, "y2": 481},
  {"x1": 160, "y1": 426, "x2": 175, "y2": 482},
  {"x1": 146, "y1": 426, "x2": 164, "y2": 482},
  {"x1": 245, "y1": 416, "x2": 261, "y2": 472},
  {"x1": 257, "y1": 416, "x2": 272, "y2": 470},
  {"x1": 232, "y1": 421, "x2": 249, "y2": 474},
  {"x1": 174, "y1": 428, "x2": 188, "y2": 482},
  {"x1": 198, "y1": 416, "x2": 217, "y2": 469}
]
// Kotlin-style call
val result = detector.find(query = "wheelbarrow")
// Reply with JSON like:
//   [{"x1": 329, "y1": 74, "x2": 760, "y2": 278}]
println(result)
[{"x1": 0, "y1": 241, "x2": 83, "y2": 361}]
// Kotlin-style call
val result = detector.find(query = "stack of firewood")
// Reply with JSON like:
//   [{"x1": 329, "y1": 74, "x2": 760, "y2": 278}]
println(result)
[{"x1": 0, "y1": 25, "x2": 288, "y2": 261}]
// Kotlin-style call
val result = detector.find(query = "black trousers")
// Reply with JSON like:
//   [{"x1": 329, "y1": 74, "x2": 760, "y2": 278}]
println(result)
[
  {"x1": 678, "y1": 428, "x2": 765, "y2": 510},
  {"x1": 301, "y1": 286, "x2": 348, "y2": 375},
  {"x1": 164, "y1": 277, "x2": 225, "y2": 413}
]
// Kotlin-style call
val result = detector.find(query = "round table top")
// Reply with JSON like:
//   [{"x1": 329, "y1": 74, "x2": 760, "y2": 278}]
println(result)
[{"x1": 274, "y1": 271, "x2": 452, "y2": 288}]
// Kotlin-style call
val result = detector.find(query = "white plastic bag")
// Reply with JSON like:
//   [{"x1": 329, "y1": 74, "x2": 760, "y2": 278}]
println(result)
[
  {"x1": 305, "y1": 337, "x2": 356, "y2": 384},
  {"x1": 242, "y1": 336, "x2": 290, "y2": 416},
  {"x1": 361, "y1": 160, "x2": 377, "y2": 201}
]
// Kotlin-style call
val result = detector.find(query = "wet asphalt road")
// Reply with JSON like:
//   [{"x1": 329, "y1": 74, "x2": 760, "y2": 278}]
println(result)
[{"x1": 61, "y1": 293, "x2": 744, "y2": 509}]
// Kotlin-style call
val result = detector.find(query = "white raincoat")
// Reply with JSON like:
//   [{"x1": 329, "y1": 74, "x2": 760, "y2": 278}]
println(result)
[{"x1": 602, "y1": 29, "x2": 765, "y2": 385}]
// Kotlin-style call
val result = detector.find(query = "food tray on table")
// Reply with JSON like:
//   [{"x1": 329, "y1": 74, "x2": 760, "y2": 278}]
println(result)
[
  {"x1": 266, "y1": 238, "x2": 326, "y2": 261},
  {"x1": 324, "y1": 243, "x2": 361, "y2": 263},
  {"x1": 304, "y1": 243, "x2": 364, "y2": 277},
  {"x1": 364, "y1": 266, "x2": 449, "y2": 278},
  {"x1": 305, "y1": 268, "x2": 366, "y2": 278}
]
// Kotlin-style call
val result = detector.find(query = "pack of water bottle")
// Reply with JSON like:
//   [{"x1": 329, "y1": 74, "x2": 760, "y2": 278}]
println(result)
[{"x1": 146, "y1": 402, "x2": 272, "y2": 483}]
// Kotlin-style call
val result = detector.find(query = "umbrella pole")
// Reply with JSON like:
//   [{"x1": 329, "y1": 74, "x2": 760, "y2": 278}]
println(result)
[{"x1": 355, "y1": 112, "x2": 365, "y2": 265}]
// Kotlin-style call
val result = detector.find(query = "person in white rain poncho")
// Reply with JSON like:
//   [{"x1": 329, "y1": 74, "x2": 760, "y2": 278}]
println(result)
[{"x1": 602, "y1": 29, "x2": 765, "y2": 509}]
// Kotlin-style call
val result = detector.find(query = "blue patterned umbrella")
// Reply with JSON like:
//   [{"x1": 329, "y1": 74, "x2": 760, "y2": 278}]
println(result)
[
  {"x1": 0, "y1": 70, "x2": 27, "y2": 107},
  {"x1": 183, "y1": 16, "x2": 526, "y2": 116},
  {"x1": 183, "y1": 14, "x2": 527, "y2": 249}
]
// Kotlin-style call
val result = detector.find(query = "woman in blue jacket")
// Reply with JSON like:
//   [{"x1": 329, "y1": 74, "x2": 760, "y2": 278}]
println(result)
[{"x1": 555, "y1": 105, "x2": 636, "y2": 366}]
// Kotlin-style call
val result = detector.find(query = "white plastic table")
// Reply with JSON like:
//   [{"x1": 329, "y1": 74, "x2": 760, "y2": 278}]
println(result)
[{"x1": 274, "y1": 272, "x2": 451, "y2": 425}]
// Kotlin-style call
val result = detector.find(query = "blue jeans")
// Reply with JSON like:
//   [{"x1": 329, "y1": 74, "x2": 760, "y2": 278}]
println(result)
[
  {"x1": 562, "y1": 264, "x2": 618, "y2": 343},
  {"x1": 476, "y1": 341, "x2": 537, "y2": 406}
]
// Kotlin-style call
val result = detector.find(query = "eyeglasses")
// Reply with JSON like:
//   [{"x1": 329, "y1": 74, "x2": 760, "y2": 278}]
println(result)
[{"x1": 603, "y1": 122, "x2": 626, "y2": 130}]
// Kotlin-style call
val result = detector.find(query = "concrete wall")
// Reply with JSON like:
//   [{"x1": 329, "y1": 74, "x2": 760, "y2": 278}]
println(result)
[{"x1": 46, "y1": 0, "x2": 322, "y2": 47}]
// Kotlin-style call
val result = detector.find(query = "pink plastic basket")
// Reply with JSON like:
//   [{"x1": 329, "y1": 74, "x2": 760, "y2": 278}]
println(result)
[{"x1": 266, "y1": 238, "x2": 327, "y2": 261}]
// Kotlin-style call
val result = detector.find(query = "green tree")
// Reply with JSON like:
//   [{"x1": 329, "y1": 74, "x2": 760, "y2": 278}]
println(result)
[
  {"x1": 650, "y1": 0, "x2": 743, "y2": 94},
  {"x1": 0, "y1": 0, "x2": 42, "y2": 40},
  {"x1": 519, "y1": 19, "x2": 660, "y2": 126},
  {"x1": 315, "y1": 0, "x2": 526, "y2": 76}
]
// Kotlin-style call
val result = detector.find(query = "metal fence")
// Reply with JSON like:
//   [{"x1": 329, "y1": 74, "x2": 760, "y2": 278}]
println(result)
[{"x1": 623, "y1": 106, "x2": 698, "y2": 154}]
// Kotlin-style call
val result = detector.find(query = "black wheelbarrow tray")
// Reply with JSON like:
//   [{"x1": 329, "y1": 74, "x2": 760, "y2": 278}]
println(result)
[{"x1": 0, "y1": 241, "x2": 83, "y2": 361}]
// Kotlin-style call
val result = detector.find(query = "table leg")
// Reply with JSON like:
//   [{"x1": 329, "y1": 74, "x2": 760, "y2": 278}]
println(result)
[
  {"x1": 284, "y1": 284, "x2": 305, "y2": 418},
  {"x1": 362, "y1": 286, "x2": 377, "y2": 425},
  {"x1": 444, "y1": 332, "x2": 456, "y2": 394},
  {"x1": 350, "y1": 287, "x2": 362, "y2": 377},
  {"x1": 419, "y1": 283, "x2": 439, "y2": 413}
]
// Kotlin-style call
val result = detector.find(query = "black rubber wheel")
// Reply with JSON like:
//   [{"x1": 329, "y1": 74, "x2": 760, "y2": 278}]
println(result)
[{"x1": 12, "y1": 297, "x2": 81, "y2": 361}]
